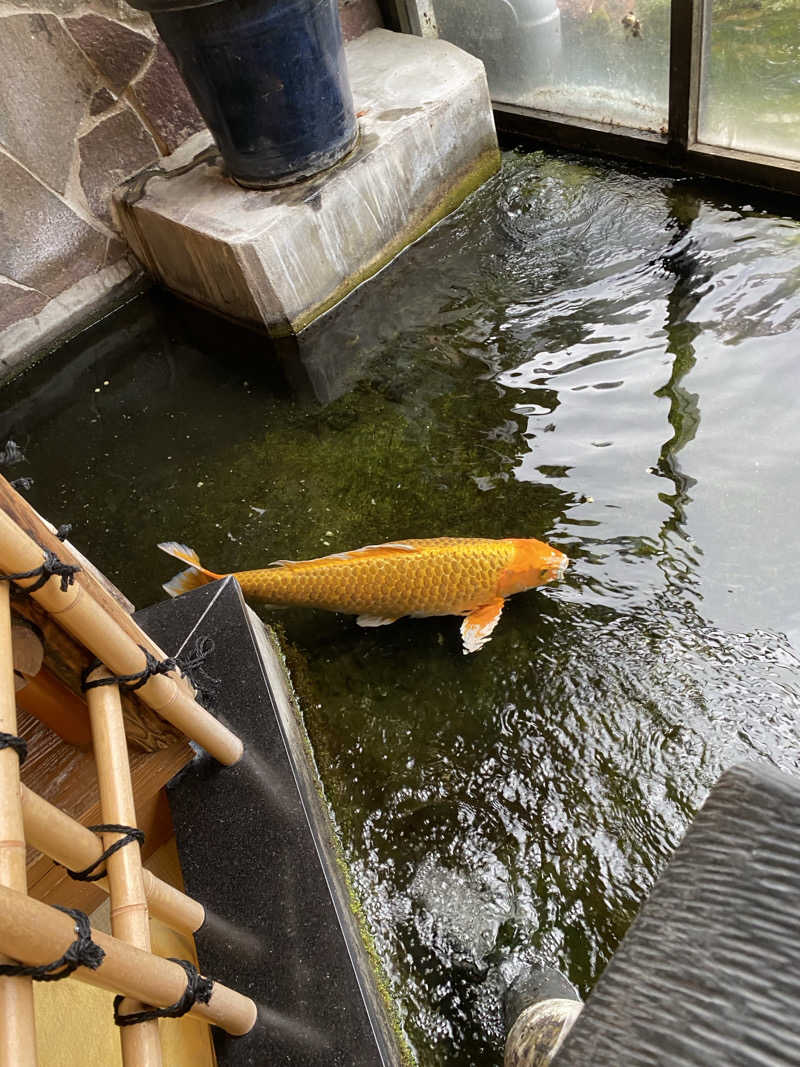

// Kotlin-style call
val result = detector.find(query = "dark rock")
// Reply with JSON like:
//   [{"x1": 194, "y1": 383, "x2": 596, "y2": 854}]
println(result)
[
  {"x1": 0, "y1": 13, "x2": 95, "y2": 195},
  {"x1": 129, "y1": 41, "x2": 205, "y2": 154},
  {"x1": 90, "y1": 87, "x2": 117, "y2": 116},
  {"x1": 504, "y1": 961, "x2": 580, "y2": 1031},
  {"x1": 105, "y1": 237, "x2": 129, "y2": 265},
  {"x1": 558, "y1": 763, "x2": 800, "y2": 1065},
  {"x1": 79, "y1": 106, "x2": 158, "y2": 225},
  {"x1": 65, "y1": 13, "x2": 153, "y2": 93},
  {"x1": 0, "y1": 152, "x2": 106, "y2": 297}
]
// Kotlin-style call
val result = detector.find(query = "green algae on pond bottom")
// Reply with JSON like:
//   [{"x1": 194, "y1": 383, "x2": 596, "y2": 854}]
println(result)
[{"x1": 3, "y1": 149, "x2": 800, "y2": 1066}]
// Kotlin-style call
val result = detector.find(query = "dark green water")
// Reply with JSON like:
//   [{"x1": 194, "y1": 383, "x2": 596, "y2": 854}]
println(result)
[{"x1": 3, "y1": 151, "x2": 800, "y2": 1065}]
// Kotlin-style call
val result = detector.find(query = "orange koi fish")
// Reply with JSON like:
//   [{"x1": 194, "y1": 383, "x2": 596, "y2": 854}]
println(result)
[{"x1": 158, "y1": 537, "x2": 568, "y2": 654}]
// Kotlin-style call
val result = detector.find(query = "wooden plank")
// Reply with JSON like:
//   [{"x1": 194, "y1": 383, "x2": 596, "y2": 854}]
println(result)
[
  {"x1": 18, "y1": 709, "x2": 192, "y2": 916},
  {"x1": 14, "y1": 665, "x2": 92, "y2": 748}
]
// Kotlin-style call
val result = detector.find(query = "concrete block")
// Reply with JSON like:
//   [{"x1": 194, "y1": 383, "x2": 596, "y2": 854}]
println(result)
[{"x1": 115, "y1": 29, "x2": 500, "y2": 337}]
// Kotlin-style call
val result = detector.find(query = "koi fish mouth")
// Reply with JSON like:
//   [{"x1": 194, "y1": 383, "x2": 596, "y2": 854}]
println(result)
[{"x1": 547, "y1": 552, "x2": 569, "y2": 582}]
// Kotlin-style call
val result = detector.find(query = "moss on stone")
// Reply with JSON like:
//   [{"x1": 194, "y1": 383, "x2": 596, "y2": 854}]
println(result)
[
  {"x1": 267, "y1": 623, "x2": 417, "y2": 1066},
  {"x1": 286, "y1": 146, "x2": 502, "y2": 335}
]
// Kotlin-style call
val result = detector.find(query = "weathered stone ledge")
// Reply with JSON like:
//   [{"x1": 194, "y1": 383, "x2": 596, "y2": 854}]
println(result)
[{"x1": 0, "y1": 258, "x2": 148, "y2": 381}]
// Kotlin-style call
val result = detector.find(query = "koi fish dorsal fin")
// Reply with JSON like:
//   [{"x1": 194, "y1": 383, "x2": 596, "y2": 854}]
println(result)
[{"x1": 269, "y1": 542, "x2": 417, "y2": 568}]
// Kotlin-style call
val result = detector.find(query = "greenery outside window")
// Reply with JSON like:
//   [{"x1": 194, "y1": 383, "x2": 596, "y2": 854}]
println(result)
[{"x1": 385, "y1": 0, "x2": 800, "y2": 195}]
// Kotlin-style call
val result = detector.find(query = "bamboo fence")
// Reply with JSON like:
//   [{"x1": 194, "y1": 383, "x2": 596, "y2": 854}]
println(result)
[
  {"x1": 0, "y1": 493, "x2": 256, "y2": 1066},
  {"x1": 0, "y1": 508, "x2": 242, "y2": 766}
]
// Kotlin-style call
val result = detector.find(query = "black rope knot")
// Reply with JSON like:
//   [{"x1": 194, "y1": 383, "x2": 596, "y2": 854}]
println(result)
[
  {"x1": 177, "y1": 635, "x2": 216, "y2": 678},
  {"x1": 0, "y1": 906, "x2": 105, "y2": 982},
  {"x1": 82, "y1": 638, "x2": 218, "y2": 699},
  {"x1": 0, "y1": 550, "x2": 81, "y2": 594},
  {"x1": 82, "y1": 647, "x2": 176, "y2": 693},
  {"x1": 64, "y1": 824, "x2": 145, "y2": 883},
  {"x1": 42, "y1": 550, "x2": 81, "y2": 592},
  {"x1": 147, "y1": 650, "x2": 179, "y2": 680},
  {"x1": 0, "y1": 732, "x2": 27, "y2": 765},
  {"x1": 113, "y1": 958, "x2": 214, "y2": 1027},
  {"x1": 177, "y1": 635, "x2": 220, "y2": 705}
]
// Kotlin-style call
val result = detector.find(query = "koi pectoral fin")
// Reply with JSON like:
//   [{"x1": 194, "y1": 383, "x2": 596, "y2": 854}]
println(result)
[
  {"x1": 356, "y1": 614, "x2": 400, "y2": 628},
  {"x1": 460, "y1": 598, "x2": 505, "y2": 654}
]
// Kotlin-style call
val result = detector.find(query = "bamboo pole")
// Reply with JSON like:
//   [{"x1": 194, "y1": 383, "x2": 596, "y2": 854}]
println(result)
[
  {"x1": 0, "y1": 885, "x2": 257, "y2": 1036},
  {"x1": 20, "y1": 787, "x2": 205, "y2": 935},
  {"x1": 87, "y1": 674, "x2": 161, "y2": 1066},
  {"x1": 0, "y1": 583, "x2": 39, "y2": 1067},
  {"x1": 0, "y1": 477, "x2": 196, "y2": 703},
  {"x1": 0, "y1": 510, "x2": 242, "y2": 766}
]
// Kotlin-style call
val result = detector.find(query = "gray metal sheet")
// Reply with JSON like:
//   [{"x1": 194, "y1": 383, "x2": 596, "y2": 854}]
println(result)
[{"x1": 559, "y1": 762, "x2": 800, "y2": 1065}]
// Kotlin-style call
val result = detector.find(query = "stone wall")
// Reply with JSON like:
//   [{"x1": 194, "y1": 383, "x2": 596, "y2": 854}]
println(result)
[{"x1": 0, "y1": 0, "x2": 383, "y2": 380}]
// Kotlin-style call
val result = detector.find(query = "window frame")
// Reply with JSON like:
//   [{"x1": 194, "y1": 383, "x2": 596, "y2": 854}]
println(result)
[{"x1": 381, "y1": 0, "x2": 800, "y2": 197}]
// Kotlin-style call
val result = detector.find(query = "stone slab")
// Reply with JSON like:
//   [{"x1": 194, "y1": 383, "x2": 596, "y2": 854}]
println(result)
[
  {"x1": 127, "y1": 40, "x2": 205, "y2": 155},
  {"x1": 0, "y1": 150, "x2": 107, "y2": 297},
  {"x1": 0, "y1": 13, "x2": 95, "y2": 195},
  {"x1": 558, "y1": 762, "x2": 800, "y2": 1066},
  {"x1": 64, "y1": 13, "x2": 153, "y2": 93},
  {"x1": 79, "y1": 105, "x2": 159, "y2": 225},
  {"x1": 115, "y1": 28, "x2": 500, "y2": 337},
  {"x1": 134, "y1": 578, "x2": 405, "y2": 1067}
]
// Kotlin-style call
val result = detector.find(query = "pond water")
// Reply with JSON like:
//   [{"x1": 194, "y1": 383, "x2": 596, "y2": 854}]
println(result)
[{"x1": 3, "y1": 150, "x2": 800, "y2": 1065}]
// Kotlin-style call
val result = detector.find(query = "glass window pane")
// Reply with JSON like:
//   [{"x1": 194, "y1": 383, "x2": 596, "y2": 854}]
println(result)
[
  {"x1": 433, "y1": 0, "x2": 669, "y2": 133},
  {"x1": 698, "y1": 0, "x2": 800, "y2": 161}
]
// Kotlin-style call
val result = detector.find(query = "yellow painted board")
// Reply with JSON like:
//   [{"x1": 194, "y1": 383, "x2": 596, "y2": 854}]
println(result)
[{"x1": 33, "y1": 838, "x2": 216, "y2": 1067}]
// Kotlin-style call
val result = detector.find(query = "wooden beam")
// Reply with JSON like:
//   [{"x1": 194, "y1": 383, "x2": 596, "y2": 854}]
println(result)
[
  {"x1": 19, "y1": 709, "x2": 193, "y2": 917},
  {"x1": 11, "y1": 598, "x2": 182, "y2": 754}
]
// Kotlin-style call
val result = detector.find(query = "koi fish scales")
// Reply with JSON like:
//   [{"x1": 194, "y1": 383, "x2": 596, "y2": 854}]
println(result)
[
  {"x1": 158, "y1": 536, "x2": 567, "y2": 654},
  {"x1": 238, "y1": 539, "x2": 513, "y2": 616}
]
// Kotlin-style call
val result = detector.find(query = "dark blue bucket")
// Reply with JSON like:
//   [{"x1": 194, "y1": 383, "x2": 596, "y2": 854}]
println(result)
[{"x1": 133, "y1": 0, "x2": 358, "y2": 188}]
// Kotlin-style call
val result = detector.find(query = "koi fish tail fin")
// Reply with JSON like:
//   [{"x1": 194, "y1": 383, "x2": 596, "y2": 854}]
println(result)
[{"x1": 158, "y1": 541, "x2": 223, "y2": 598}]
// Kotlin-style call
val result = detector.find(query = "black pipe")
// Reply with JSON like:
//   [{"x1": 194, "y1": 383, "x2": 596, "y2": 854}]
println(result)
[{"x1": 130, "y1": 0, "x2": 358, "y2": 188}]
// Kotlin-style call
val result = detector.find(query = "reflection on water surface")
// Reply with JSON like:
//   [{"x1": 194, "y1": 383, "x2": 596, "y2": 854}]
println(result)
[{"x1": 2, "y1": 150, "x2": 800, "y2": 1065}]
